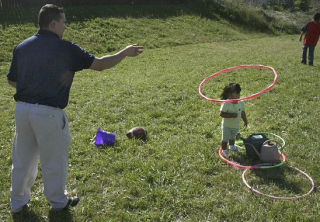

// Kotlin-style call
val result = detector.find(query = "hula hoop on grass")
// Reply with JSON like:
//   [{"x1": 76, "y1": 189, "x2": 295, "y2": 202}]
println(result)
[
  {"x1": 199, "y1": 64, "x2": 278, "y2": 103},
  {"x1": 218, "y1": 147, "x2": 286, "y2": 169},
  {"x1": 242, "y1": 164, "x2": 315, "y2": 200}
]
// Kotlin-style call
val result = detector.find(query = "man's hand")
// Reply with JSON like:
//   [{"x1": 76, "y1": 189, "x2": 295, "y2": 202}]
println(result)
[
  {"x1": 124, "y1": 44, "x2": 144, "y2": 57},
  {"x1": 90, "y1": 44, "x2": 144, "y2": 71}
]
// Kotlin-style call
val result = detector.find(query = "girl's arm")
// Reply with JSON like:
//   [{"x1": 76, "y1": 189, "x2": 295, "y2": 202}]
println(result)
[
  {"x1": 241, "y1": 111, "x2": 248, "y2": 128},
  {"x1": 220, "y1": 111, "x2": 237, "y2": 118}
]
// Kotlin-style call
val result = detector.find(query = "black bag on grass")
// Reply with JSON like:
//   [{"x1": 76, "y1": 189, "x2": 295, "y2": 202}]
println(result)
[{"x1": 242, "y1": 133, "x2": 269, "y2": 160}]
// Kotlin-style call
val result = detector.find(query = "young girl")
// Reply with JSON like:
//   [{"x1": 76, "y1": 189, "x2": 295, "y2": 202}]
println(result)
[{"x1": 220, "y1": 83, "x2": 248, "y2": 156}]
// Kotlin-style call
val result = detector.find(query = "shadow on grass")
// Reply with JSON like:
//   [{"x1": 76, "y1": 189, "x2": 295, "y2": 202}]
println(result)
[
  {"x1": 12, "y1": 208, "x2": 41, "y2": 222},
  {"x1": 248, "y1": 166, "x2": 304, "y2": 195},
  {"x1": 48, "y1": 209, "x2": 74, "y2": 222},
  {"x1": 229, "y1": 151, "x2": 303, "y2": 194},
  {"x1": 11, "y1": 206, "x2": 75, "y2": 222},
  {"x1": 257, "y1": 166, "x2": 304, "y2": 194},
  {"x1": 96, "y1": 137, "x2": 149, "y2": 150},
  {"x1": 228, "y1": 150, "x2": 261, "y2": 166}
]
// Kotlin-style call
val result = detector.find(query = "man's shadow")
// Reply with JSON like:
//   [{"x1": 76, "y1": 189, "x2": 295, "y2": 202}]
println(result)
[
  {"x1": 12, "y1": 208, "x2": 41, "y2": 222},
  {"x1": 48, "y1": 209, "x2": 74, "y2": 222},
  {"x1": 12, "y1": 208, "x2": 74, "y2": 222}
]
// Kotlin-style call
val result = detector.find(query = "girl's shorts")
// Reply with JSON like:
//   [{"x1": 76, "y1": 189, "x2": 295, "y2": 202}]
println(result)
[{"x1": 222, "y1": 126, "x2": 239, "y2": 142}]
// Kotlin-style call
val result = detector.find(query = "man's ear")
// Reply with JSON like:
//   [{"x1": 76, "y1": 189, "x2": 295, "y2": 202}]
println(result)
[{"x1": 48, "y1": 20, "x2": 56, "y2": 30}]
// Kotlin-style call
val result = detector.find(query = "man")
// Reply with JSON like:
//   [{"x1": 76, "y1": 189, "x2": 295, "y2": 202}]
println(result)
[
  {"x1": 299, "y1": 12, "x2": 320, "y2": 66},
  {"x1": 6, "y1": 4, "x2": 143, "y2": 213}
]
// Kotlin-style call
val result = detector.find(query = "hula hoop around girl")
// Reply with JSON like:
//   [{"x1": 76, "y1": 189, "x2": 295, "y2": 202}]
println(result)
[{"x1": 218, "y1": 146, "x2": 287, "y2": 169}]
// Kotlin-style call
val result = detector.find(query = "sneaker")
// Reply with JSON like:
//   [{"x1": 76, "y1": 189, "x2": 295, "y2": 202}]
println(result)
[
  {"x1": 229, "y1": 145, "x2": 239, "y2": 152},
  {"x1": 222, "y1": 149, "x2": 229, "y2": 157},
  {"x1": 52, "y1": 196, "x2": 80, "y2": 211}
]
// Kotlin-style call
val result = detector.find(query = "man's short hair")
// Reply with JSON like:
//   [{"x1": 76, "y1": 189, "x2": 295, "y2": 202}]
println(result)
[
  {"x1": 314, "y1": 13, "x2": 320, "y2": 22},
  {"x1": 38, "y1": 4, "x2": 64, "y2": 29}
]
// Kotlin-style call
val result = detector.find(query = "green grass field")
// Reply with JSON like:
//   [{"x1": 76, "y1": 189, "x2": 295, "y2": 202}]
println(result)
[{"x1": 0, "y1": 3, "x2": 319, "y2": 222}]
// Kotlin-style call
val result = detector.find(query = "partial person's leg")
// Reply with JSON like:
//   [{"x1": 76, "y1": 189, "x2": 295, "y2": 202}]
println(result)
[
  {"x1": 301, "y1": 44, "x2": 308, "y2": 64},
  {"x1": 221, "y1": 126, "x2": 231, "y2": 150},
  {"x1": 221, "y1": 126, "x2": 230, "y2": 156},
  {"x1": 221, "y1": 141, "x2": 228, "y2": 150},
  {"x1": 308, "y1": 45, "x2": 315, "y2": 65},
  {"x1": 11, "y1": 102, "x2": 40, "y2": 213},
  {"x1": 228, "y1": 128, "x2": 239, "y2": 151},
  {"x1": 30, "y1": 105, "x2": 71, "y2": 209}
]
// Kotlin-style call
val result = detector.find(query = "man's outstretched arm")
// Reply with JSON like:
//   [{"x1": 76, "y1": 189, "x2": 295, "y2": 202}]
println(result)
[{"x1": 90, "y1": 44, "x2": 144, "y2": 71}]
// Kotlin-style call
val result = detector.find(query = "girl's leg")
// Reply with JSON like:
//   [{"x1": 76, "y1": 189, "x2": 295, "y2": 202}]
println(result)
[
  {"x1": 229, "y1": 139, "x2": 235, "y2": 146},
  {"x1": 221, "y1": 126, "x2": 230, "y2": 150},
  {"x1": 228, "y1": 128, "x2": 239, "y2": 151},
  {"x1": 221, "y1": 141, "x2": 228, "y2": 150},
  {"x1": 221, "y1": 140, "x2": 229, "y2": 156}
]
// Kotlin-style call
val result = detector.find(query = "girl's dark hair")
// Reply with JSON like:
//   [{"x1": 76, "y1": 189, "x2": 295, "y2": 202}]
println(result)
[
  {"x1": 220, "y1": 83, "x2": 241, "y2": 100},
  {"x1": 314, "y1": 13, "x2": 320, "y2": 22},
  {"x1": 38, "y1": 4, "x2": 64, "y2": 29}
]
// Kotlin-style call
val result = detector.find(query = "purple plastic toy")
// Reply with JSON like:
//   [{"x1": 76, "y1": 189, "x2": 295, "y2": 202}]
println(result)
[{"x1": 95, "y1": 127, "x2": 116, "y2": 145}]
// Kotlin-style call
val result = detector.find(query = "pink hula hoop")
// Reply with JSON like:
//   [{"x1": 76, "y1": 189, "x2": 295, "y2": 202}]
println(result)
[
  {"x1": 199, "y1": 64, "x2": 278, "y2": 103},
  {"x1": 218, "y1": 147, "x2": 286, "y2": 169},
  {"x1": 242, "y1": 165, "x2": 315, "y2": 200}
]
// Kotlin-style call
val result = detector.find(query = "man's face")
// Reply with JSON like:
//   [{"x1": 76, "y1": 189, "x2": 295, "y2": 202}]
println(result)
[{"x1": 51, "y1": 13, "x2": 66, "y2": 39}]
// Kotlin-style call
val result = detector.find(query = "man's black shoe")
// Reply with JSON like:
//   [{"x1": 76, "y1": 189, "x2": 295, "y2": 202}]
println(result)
[
  {"x1": 52, "y1": 196, "x2": 79, "y2": 211},
  {"x1": 63, "y1": 196, "x2": 80, "y2": 209}
]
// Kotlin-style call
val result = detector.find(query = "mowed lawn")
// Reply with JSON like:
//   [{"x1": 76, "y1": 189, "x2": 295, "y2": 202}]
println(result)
[{"x1": 0, "y1": 11, "x2": 319, "y2": 221}]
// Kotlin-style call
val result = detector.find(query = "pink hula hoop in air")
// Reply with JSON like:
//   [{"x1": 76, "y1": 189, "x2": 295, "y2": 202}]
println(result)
[
  {"x1": 242, "y1": 165, "x2": 315, "y2": 200},
  {"x1": 199, "y1": 64, "x2": 278, "y2": 103}
]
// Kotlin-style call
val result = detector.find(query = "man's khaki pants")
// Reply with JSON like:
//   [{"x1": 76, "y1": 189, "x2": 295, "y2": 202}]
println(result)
[{"x1": 11, "y1": 102, "x2": 71, "y2": 212}]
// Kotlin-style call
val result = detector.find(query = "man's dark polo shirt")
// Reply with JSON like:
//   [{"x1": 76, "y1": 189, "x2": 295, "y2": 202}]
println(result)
[{"x1": 6, "y1": 29, "x2": 95, "y2": 109}]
